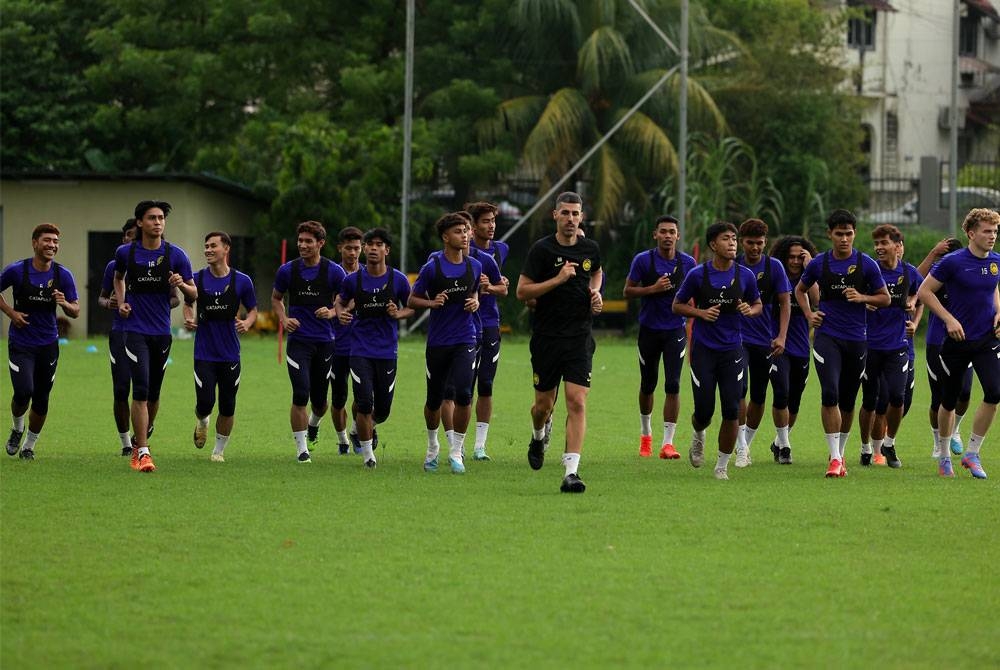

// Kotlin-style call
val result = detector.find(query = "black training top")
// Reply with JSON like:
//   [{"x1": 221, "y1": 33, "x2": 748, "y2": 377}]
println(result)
[{"x1": 522, "y1": 234, "x2": 602, "y2": 338}]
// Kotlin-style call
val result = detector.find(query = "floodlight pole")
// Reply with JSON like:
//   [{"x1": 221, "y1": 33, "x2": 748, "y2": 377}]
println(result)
[
  {"x1": 679, "y1": 0, "x2": 689, "y2": 247},
  {"x1": 948, "y1": 0, "x2": 959, "y2": 238},
  {"x1": 401, "y1": 0, "x2": 415, "y2": 273}
]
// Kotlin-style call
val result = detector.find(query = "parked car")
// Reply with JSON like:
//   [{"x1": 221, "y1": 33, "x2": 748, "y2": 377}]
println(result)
[{"x1": 867, "y1": 187, "x2": 1000, "y2": 225}]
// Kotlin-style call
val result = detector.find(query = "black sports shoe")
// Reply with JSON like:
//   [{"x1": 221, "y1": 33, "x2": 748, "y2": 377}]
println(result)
[
  {"x1": 338, "y1": 442, "x2": 350, "y2": 455},
  {"x1": 364, "y1": 458, "x2": 377, "y2": 469},
  {"x1": 881, "y1": 445, "x2": 902, "y2": 468},
  {"x1": 307, "y1": 424, "x2": 319, "y2": 444},
  {"x1": 560, "y1": 472, "x2": 586, "y2": 493},
  {"x1": 18, "y1": 448, "x2": 34, "y2": 460},
  {"x1": 372, "y1": 428, "x2": 378, "y2": 451},
  {"x1": 297, "y1": 450, "x2": 312, "y2": 463},
  {"x1": 860, "y1": 452, "x2": 873, "y2": 466},
  {"x1": 349, "y1": 431, "x2": 362, "y2": 454},
  {"x1": 770, "y1": 442, "x2": 780, "y2": 463},
  {"x1": 121, "y1": 445, "x2": 133, "y2": 457},
  {"x1": 778, "y1": 447, "x2": 793, "y2": 465},
  {"x1": 6, "y1": 428, "x2": 24, "y2": 456},
  {"x1": 528, "y1": 438, "x2": 545, "y2": 470}
]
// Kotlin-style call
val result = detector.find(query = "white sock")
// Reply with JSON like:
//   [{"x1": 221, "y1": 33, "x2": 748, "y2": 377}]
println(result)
[
  {"x1": 350, "y1": 419, "x2": 358, "y2": 434},
  {"x1": 12, "y1": 413, "x2": 25, "y2": 432},
  {"x1": 838, "y1": 432, "x2": 850, "y2": 459},
  {"x1": 744, "y1": 426, "x2": 758, "y2": 448},
  {"x1": 444, "y1": 429, "x2": 455, "y2": 451},
  {"x1": 883, "y1": 436, "x2": 894, "y2": 448},
  {"x1": 532, "y1": 426, "x2": 545, "y2": 441},
  {"x1": 937, "y1": 433, "x2": 952, "y2": 458},
  {"x1": 213, "y1": 434, "x2": 229, "y2": 455},
  {"x1": 872, "y1": 438, "x2": 883, "y2": 452},
  {"x1": 361, "y1": 439, "x2": 375, "y2": 461},
  {"x1": 639, "y1": 413, "x2": 652, "y2": 436},
  {"x1": 119, "y1": 432, "x2": 131, "y2": 450},
  {"x1": 336, "y1": 429, "x2": 349, "y2": 444},
  {"x1": 717, "y1": 451, "x2": 731, "y2": 470},
  {"x1": 426, "y1": 429, "x2": 440, "y2": 457},
  {"x1": 450, "y1": 432, "x2": 465, "y2": 460},
  {"x1": 955, "y1": 412, "x2": 966, "y2": 433},
  {"x1": 23, "y1": 430, "x2": 39, "y2": 451},
  {"x1": 293, "y1": 430, "x2": 308, "y2": 455},
  {"x1": 562, "y1": 452, "x2": 580, "y2": 476},
  {"x1": 475, "y1": 422, "x2": 489, "y2": 450},
  {"x1": 967, "y1": 433, "x2": 984, "y2": 454},
  {"x1": 663, "y1": 421, "x2": 677, "y2": 445},
  {"x1": 308, "y1": 413, "x2": 321, "y2": 428},
  {"x1": 826, "y1": 433, "x2": 840, "y2": 460},
  {"x1": 776, "y1": 425, "x2": 790, "y2": 449},
  {"x1": 932, "y1": 429, "x2": 942, "y2": 457},
  {"x1": 544, "y1": 416, "x2": 553, "y2": 435},
  {"x1": 861, "y1": 442, "x2": 873, "y2": 455},
  {"x1": 198, "y1": 415, "x2": 210, "y2": 428},
  {"x1": 138, "y1": 446, "x2": 150, "y2": 457},
  {"x1": 736, "y1": 424, "x2": 747, "y2": 452}
]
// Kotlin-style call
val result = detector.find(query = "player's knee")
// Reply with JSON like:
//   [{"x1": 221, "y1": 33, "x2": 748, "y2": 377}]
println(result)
[
  {"x1": 374, "y1": 407, "x2": 391, "y2": 424},
  {"x1": 984, "y1": 388, "x2": 1000, "y2": 405},
  {"x1": 478, "y1": 381, "x2": 494, "y2": 397},
  {"x1": 454, "y1": 390, "x2": 473, "y2": 407},
  {"x1": 820, "y1": 390, "x2": 838, "y2": 407},
  {"x1": 331, "y1": 391, "x2": 348, "y2": 410},
  {"x1": 772, "y1": 392, "x2": 789, "y2": 410},
  {"x1": 356, "y1": 398, "x2": 375, "y2": 415},
  {"x1": 292, "y1": 390, "x2": 309, "y2": 407}
]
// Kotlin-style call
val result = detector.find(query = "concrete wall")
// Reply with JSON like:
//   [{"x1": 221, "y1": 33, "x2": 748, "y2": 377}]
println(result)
[
  {"x1": 0, "y1": 177, "x2": 266, "y2": 338},
  {"x1": 843, "y1": 1, "x2": 1000, "y2": 178}
]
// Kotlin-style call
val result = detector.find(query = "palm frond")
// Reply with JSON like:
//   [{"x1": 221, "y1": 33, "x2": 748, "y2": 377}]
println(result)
[
  {"x1": 512, "y1": 0, "x2": 581, "y2": 43},
  {"x1": 577, "y1": 25, "x2": 634, "y2": 98},
  {"x1": 477, "y1": 95, "x2": 549, "y2": 149},
  {"x1": 589, "y1": 143, "x2": 628, "y2": 224},
  {"x1": 522, "y1": 88, "x2": 597, "y2": 170},
  {"x1": 613, "y1": 109, "x2": 678, "y2": 181}
]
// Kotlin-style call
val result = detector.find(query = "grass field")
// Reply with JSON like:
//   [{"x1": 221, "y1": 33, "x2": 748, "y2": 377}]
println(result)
[{"x1": 2, "y1": 334, "x2": 998, "y2": 669}]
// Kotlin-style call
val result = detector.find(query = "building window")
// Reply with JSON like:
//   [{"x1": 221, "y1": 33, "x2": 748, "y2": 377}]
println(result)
[
  {"x1": 848, "y1": 9, "x2": 876, "y2": 50},
  {"x1": 959, "y1": 15, "x2": 979, "y2": 56}
]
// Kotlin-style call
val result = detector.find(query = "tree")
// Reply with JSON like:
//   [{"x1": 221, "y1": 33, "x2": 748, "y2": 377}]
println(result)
[{"x1": 480, "y1": 0, "x2": 736, "y2": 229}]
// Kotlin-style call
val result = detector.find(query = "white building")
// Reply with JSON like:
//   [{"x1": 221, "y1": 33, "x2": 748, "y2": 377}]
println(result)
[{"x1": 841, "y1": 0, "x2": 1000, "y2": 181}]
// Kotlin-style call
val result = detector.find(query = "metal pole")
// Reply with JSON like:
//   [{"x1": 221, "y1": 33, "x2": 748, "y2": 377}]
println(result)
[
  {"x1": 949, "y1": 0, "x2": 959, "y2": 238},
  {"x1": 401, "y1": 0, "x2": 415, "y2": 273},
  {"x1": 678, "y1": 0, "x2": 688, "y2": 248}
]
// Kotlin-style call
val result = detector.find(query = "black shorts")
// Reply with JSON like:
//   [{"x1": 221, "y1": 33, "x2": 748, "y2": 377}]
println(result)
[
  {"x1": 426, "y1": 343, "x2": 477, "y2": 409},
  {"x1": 476, "y1": 326, "x2": 502, "y2": 397},
  {"x1": 927, "y1": 343, "x2": 974, "y2": 411},
  {"x1": 785, "y1": 354, "x2": 810, "y2": 416},
  {"x1": 350, "y1": 356, "x2": 397, "y2": 422},
  {"x1": 108, "y1": 330, "x2": 131, "y2": 403},
  {"x1": 530, "y1": 333, "x2": 595, "y2": 392},
  {"x1": 124, "y1": 332, "x2": 172, "y2": 403},
  {"x1": 689, "y1": 341, "x2": 743, "y2": 424},
  {"x1": 861, "y1": 347, "x2": 908, "y2": 412},
  {"x1": 637, "y1": 326, "x2": 686, "y2": 395},
  {"x1": 285, "y1": 338, "x2": 335, "y2": 408},
  {"x1": 812, "y1": 332, "x2": 866, "y2": 412},
  {"x1": 939, "y1": 335, "x2": 1000, "y2": 409},
  {"x1": 194, "y1": 359, "x2": 242, "y2": 417},
  {"x1": 7, "y1": 341, "x2": 59, "y2": 415},
  {"x1": 330, "y1": 353, "x2": 351, "y2": 409},
  {"x1": 740, "y1": 342, "x2": 786, "y2": 406}
]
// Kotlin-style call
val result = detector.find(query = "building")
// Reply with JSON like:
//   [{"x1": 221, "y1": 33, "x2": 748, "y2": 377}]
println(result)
[
  {"x1": 0, "y1": 172, "x2": 269, "y2": 338},
  {"x1": 842, "y1": 0, "x2": 1000, "y2": 185}
]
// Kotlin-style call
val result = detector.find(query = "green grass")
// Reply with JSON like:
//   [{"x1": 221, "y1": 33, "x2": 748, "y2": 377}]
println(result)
[{"x1": 2, "y1": 335, "x2": 999, "y2": 669}]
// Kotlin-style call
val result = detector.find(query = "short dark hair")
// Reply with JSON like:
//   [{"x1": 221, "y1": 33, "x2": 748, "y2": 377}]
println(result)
[
  {"x1": 455, "y1": 210, "x2": 474, "y2": 225},
  {"x1": 945, "y1": 237, "x2": 963, "y2": 253},
  {"x1": 32, "y1": 223, "x2": 60, "y2": 240},
  {"x1": 121, "y1": 218, "x2": 137, "y2": 235},
  {"x1": 435, "y1": 212, "x2": 469, "y2": 238},
  {"x1": 655, "y1": 215, "x2": 679, "y2": 228},
  {"x1": 705, "y1": 221, "x2": 738, "y2": 246},
  {"x1": 297, "y1": 220, "x2": 327, "y2": 241},
  {"x1": 465, "y1": 201, "x2": 498, "y2": 222},
  {"x1": 205, "y1": 231, "x2": 232, "y2": 247},
  {"x1": 555, "y1": 191, "x2": 583, "y2": 208},
  {"x1": 363, "y1": 227, "x2": 393, "y2": 247},
  {"x1": 872, "y1": 224, "x2": 903, "y2": 243},
  {"x1": 826, "y1": 209, "x2": 856, "y2": 230},
  {"x1": 134, "y1": 200, "x2": 172, "y2": 220},
  {"x1": 338, "y1": 226, "x2": 364, "y2": 244},
  {"x1": 739, "y1": 218, "x2": 768, "y2": 238}
]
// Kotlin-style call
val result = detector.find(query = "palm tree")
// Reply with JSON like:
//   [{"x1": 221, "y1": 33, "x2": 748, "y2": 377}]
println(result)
[{"x1": 481, "y1": 0, "x2": 738, "y2": 228}]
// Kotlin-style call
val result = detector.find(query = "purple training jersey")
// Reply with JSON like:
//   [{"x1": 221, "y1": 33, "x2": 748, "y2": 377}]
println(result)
[
  {"x1": 339, "y1": 267, "x2": 412, "y2": 359},
  {"x1": 114, "y1": 241, "x2": 194, "y2": 336},
  {"x1": 674, "y1": 263, "x2": 760, "y2": 351},
  {"x1": 412, "y1": 254, "x2": 482, "y2": 347},
  {"x1": 192, "y1": 268, "x2": 257, "y2": 362},
  {"x1": 798, "y1": 249, "x2": 885, "y2": 342},
  {"x1": 928, "y1": 248, "x2": 1000, "y2": 342},
  {"x1": 1, "y1": 259, "x2": 78, "y2": 347},
  {"x1": 273, "y1": 257, "x2": 346, "y2": 343},
  {"x1": 627, "y1": 249, "x2": 697, "y2": 331}
]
